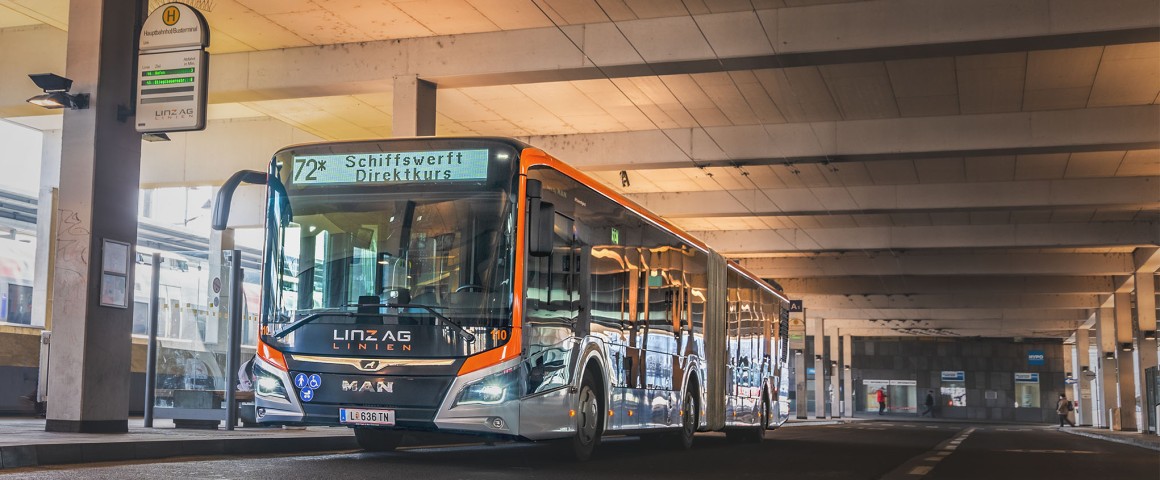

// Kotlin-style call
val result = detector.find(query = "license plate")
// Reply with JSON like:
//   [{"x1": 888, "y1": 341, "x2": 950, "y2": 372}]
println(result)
[{"x1": 340, "y1": 408, "x2": 396, "y2": 426}]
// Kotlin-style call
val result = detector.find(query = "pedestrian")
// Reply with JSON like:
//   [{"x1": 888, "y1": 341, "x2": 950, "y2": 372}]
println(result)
[
  {"x1": 921, "y1": 390, "x2": 935, "y2": 417},
  {"x1": 876, "y1": 388, "x2": 888, "y2": 415},
  {"x1": 1056, "y1": 393, "x2": 1075, "y2": 427}
]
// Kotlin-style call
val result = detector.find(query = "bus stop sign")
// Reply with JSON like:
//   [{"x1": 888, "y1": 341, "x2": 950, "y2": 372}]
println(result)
[{"x1": 136, "y1": 3, "x2": 210, "y2": 133}]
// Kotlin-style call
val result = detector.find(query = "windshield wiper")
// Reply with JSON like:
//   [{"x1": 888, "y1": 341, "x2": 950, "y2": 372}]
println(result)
[
  {"x1": 272, "y1": 304, "x2": 476, "y2": 343},
  {"x1": 363, "y1": 303, "x2": 476, "y2": 344},
  {"x1": 273, "y1": 308, "x2": 354, "y2": 339}
]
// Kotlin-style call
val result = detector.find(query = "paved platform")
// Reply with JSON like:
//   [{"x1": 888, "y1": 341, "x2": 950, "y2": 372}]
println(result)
[
  {"x1": 0, "y1": 418, "x2": 357, "y2": 469},
  {"x1": 1060, "y1": 426, "x2": 1160, "y2": 451}
]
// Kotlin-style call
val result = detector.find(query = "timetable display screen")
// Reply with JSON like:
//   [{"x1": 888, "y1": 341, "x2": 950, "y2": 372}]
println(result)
[{"x1": 291, "y1": 149, "x2": 490, "y2": 186}]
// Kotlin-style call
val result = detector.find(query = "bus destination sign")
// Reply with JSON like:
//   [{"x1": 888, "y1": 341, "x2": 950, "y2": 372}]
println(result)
[{"x1": 292, "y1": 149, "x2": 490, "y2": 185}]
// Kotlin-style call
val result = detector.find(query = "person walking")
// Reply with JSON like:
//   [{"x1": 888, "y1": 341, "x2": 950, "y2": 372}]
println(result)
[
  {"x1": 921, "y1": 390, "x2": 935, "y2": 417},
  {"x1": 1056, "y1": 393, "x2": 1075, "y2": 427},
  {"x1": 876, "y1": 388, "x2": 888, "y2": 415}
]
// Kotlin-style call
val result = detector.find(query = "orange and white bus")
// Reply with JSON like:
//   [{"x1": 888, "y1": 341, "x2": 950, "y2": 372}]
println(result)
[{"x1": 217, "y1": 137, "x2": 791, "y2": 460}]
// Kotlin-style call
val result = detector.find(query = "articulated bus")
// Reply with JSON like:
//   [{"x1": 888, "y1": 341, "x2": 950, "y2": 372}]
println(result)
[{"x1": 217, "y1": 137, "x2": 792, "y2": 460}]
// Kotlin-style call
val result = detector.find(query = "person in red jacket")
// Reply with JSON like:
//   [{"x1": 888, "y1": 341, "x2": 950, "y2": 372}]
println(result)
[{"x1": 876, "y1": 388, "x2": 888, "y2": 415}]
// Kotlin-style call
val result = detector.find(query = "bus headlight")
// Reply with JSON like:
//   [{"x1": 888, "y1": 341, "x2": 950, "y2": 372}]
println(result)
[
  {"x1": 254, "y1": 364, "x2": 288, "y2": 401},
  {"x1": 453, "y1": 366, "x2": 522, "y2": 407}
]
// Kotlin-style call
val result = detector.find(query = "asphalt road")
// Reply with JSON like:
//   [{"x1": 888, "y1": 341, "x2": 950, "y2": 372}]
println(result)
[{"x1": 2, "y1": 422, "x2": 1154, "y2": 480}]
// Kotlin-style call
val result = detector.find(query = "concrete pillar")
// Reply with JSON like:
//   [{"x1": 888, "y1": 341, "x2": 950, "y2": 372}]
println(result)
[
  {"x1": 1073, "y1": 328, "x2": 1091, "y2": 426},
  {"x1": 811, "y1": 317, "x2": 825, "y2": 419},
  {"x1": 794, "y1": 349, "x2": 807, "y2": 419},
  {"x1": 842, "y1": 334, "x2": 853, "y2": 417},
  {"x1": 392, "y1": 75, "x2": 436, "y2": 136},
  {"x1": 829, "y1": 330, "x2": 840, "y2": 417},
  {"x1": 1094, "y1": 307, "x2": 1116, "y2": 429},
  {"x1": 1134, "y1": 270, "x2": 1157, "y2": 433},
  {"x1": 1113, "y1": 292, "x2": 1137, "y2": 431},
  {"x1": 45, "y1": 0, "x2": 146, "y2": 433}
]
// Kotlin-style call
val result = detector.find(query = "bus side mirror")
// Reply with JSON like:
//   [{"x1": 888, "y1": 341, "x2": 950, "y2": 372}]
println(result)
[
  {"x1": 529, "y1": 201, "x2": 555, "y2": 257},
  {"x1": 526, "y1": 178, "x2": 554, "y2": 257}
]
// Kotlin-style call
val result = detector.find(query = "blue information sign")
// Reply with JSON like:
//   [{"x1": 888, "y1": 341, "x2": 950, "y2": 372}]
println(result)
[
  {"x1": 1028, "y1": 350, "x2": 1045, "y2": 366},
  {"x1": 293, "y1": 372, "x2": 307, "y2": 389}
]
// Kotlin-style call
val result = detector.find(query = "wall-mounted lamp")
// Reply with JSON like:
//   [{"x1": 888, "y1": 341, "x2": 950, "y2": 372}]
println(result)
[
  {"x1": 1144, "y1": 330, "x2": 1157, "y2": 340},
  {"x1": 1080, "y1": 365, "x2": 1089, "y2": 372},
  {"x1": 814, "y1": 355, "x2": 822, "y2": 361},
  {"x1": 843, "y1": 364, "x2": 851, "y2": 370},
  {"x1": 794, "y1": 351, "x2": 801, "y2": 356},
  {"x1": 27, "y1": 73, "x2": 88, "y2": 110},
  {"x1": 1104, "y1": 351, "x2": 1115, "y2": 360},
  {"x1": 1120, "y1": 342, "x2": 1133, "y2": 352},
  {"x1": 142, "y1": 132, "x2": 171, "y2": 142},
  {"x1": 829, "y1": 360, "x2": 837, "y2": 367}
]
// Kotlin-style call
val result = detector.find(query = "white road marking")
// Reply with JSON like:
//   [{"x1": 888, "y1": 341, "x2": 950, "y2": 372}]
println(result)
[{"x1": 908, "y1": 466, "x2": 933, "y2": 475}]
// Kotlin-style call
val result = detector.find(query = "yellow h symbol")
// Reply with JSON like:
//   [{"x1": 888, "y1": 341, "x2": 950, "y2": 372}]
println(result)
[{"x1": 162, "y1": 6, "x2": 180, "y2": 26}]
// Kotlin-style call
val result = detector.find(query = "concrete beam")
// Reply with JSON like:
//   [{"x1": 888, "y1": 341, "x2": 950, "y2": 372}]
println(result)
[
  {"x1": 825, "y1": 319, "x2": 1082, "y2": 337},
  {"x1": 3, "y1": 0, "x2": 1158, "y2": 117},
  {"x1": 529, "y1": 105, "x2": 1160, "y2": 171},
  {"x1": 796, "y1": 293, "x2": 1101, "y2": 310},
  {"x1": 807, "y1": 308, "x2": 1089, "y2": 321},
  {"x1": 632, "y1": 177, "x2": 1160, "y2": 218},
  {"x1": 693, "y1": 222, "x2": 1158, "y2": 254},
  {"x1": 738, "y1": 252, "x2": 1138, "y2": 277},
  {"x1": 779, "y1": 275, "x2": 1115, "y2": 295}
]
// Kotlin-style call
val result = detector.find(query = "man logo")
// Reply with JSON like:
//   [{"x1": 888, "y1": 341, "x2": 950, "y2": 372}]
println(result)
[
  {"x1": 359, "y1": 360, "x2": 381, "y2": 371},
  {"x1": 342, "y1": 380, "x2": 394, "y2": 393},
  {"x1": 162, "y1": 6, "x2": 180, "y2": 26}
]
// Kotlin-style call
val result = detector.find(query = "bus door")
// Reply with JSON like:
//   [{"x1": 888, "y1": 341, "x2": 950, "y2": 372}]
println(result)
[{"x1": 524, "y1": 212, "x2": 580, "y2": 396}]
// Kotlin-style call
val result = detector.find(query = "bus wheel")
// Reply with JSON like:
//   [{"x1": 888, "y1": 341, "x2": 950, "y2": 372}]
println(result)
[
  {"x1": 674, "y1": 387, "x2": 698, "y2": 450},
  {"x1": 354, "y1": 428, "x2": 403, "y2": 452},
  {"x1": 564, "y1": 374, "x2": 602, "y2": 461}
]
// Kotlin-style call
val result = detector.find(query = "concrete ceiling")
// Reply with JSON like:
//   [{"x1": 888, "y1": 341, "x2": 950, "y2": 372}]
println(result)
[{"x1": 1, "y1": 0, "x2": 1157, "y2": 339}]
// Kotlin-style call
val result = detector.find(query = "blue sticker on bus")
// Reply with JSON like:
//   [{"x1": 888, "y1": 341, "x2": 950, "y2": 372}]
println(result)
[
  {"x1": 308, "y1": 374, "x2": 322, "y2": 389},
  {"x1": 300, "y1": 388, "x2": 315, "y2": 402},
  {"x1": 293, "y1": 373, "x2": 307, "y2": 389}
]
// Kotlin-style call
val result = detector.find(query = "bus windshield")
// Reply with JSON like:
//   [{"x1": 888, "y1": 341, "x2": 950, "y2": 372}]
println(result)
[{"x1": 261, "y1": 143, "x2": 518, "y2": 358}]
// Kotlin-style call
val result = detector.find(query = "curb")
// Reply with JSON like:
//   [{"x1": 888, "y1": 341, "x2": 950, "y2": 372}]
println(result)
[
  {"x1": 1059, "y1": 428, "x2": 1160, "y2": 452},
  {"x1": 0, "y1": 435, "x2": 359, "y2": 470}
]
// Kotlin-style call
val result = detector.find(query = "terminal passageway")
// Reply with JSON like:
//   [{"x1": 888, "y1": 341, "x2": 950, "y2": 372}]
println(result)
[{"x1": 0, "y1": 421, "x2": 1154, "y2": 480}]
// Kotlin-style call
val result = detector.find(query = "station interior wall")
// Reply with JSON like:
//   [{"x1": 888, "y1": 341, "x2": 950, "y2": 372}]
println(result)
[{"x1": 850, "y1": 337, "x2": 1066, "y2": 423}]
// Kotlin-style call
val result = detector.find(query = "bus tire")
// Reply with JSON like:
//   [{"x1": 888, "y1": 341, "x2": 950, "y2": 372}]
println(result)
[
  {"x1": 674, "y1": 386, "x2": 698, "y2": 450},
  {"x1": 354, "y1": 428, "x2": 404, "y2": 452},
  {"x1": 564, "y1": 373, "x2": 603, "y2": 461}
]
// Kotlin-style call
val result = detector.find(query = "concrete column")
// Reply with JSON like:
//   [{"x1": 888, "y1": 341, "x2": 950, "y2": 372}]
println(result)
[
  {"x1": 1134, "y1": 270, "x2": 1157, "y2": 433},
  {"x1": 829, "y1": 330, "x2": 840, "y2": 417},
  {"x1": 45, "y1": 0, "x2": 147, "y2": 433},
  {"x1": 1113, "y1": 292, "x2": 1137, "y2": 431},
  {"x1": 794, "y1": 349, "x2": 807, "y2": 419},
  {"x1": 1094, "y1": 307, "x2": 1116, "y2": 429},
  {"x1": 392, "y1": 75, "x2": 436, "y2": 136},
  {"x1": 811, "y1": 317, "x2": 825, "y2": 419},
  {"x1": 1073, "y1": 328, "x2": 1091, "y2": 426},
  {"x1": 842, "y1": 334, "x2": 853, "y2": 417}
]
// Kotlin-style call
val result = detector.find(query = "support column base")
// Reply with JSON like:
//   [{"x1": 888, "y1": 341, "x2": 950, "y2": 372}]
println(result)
[{"x1": 45, "y1": 419, "x2": 128, "y2": 433}]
